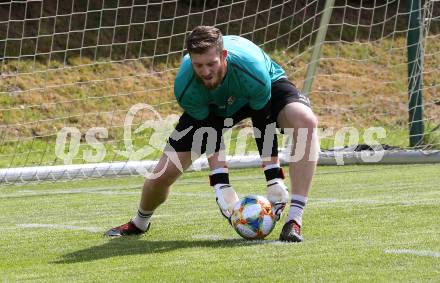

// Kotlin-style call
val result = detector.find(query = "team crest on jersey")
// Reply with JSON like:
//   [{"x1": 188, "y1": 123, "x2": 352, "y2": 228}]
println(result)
[{"x1": 227, "y1": 96, "x2": 236, "y2": 105}]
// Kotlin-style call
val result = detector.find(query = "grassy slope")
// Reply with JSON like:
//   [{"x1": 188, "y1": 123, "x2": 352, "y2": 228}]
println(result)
[
  {"x1": 2, "y1": 37, "x2": 439, "y2": 131},
  {"x1": 0, "y1": 164, "x2": 439, "y2": 281}
]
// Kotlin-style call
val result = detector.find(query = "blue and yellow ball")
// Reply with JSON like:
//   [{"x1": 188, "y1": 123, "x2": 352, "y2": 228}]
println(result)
[{"x1": 231, "y1": 195, "x2": 276, "y2": 240}]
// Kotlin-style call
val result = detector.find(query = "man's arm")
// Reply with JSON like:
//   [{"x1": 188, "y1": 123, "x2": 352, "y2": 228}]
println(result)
[{"x1": 250, "y1": 100, "x2": 289, "y2": 220}]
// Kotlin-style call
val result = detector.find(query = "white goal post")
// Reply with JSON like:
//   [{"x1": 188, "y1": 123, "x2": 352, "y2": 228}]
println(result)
[{"x1": 0, "y1": 0, "x2": 439, "y2": 183}]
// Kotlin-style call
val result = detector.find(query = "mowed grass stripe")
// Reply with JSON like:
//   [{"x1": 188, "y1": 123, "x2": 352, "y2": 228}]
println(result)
[{"x1": 0, "y1": 164, "x2": 439, "y2": 282}]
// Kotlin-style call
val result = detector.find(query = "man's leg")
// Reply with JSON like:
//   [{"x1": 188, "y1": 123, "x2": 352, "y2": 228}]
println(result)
[
  {"x1": 105, "y1": 150, "x2": 193, "y2": 237},
  {"x1": 139, "y1": 151, "x2": 193, "y2": 211},
  {"x1": 277, "y1": 102, "x2": 319, "y2": 242}
]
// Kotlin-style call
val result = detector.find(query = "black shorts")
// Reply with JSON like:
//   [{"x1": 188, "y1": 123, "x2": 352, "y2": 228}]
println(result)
[
  {"x1": 167, "y1": 78, "x2": 310, "y2": 153},
  {"x1": 268, "y1": 78, "x2": 311, "y2": 125}
]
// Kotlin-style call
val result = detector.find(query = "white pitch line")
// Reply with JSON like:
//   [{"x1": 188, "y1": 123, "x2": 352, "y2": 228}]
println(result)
[
  {"x1": 0, "y1": 188, "x2": 140, "y2": 198},
  {"x1": 16, "y1": 224, "x2": 102, "y2": 233},
  {"x1": 1, "y1": 188, "x2": 213, "y2": 199},
  {"x1": 384, "y1": 249, "x2": 440, "y2": 258}
]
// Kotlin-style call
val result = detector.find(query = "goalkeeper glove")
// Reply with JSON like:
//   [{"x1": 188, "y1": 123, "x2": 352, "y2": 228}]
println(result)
[
  {"x1": 210, "y1": 170, "x2": 239, "y2": 223},
  {"x1": 267, "y1": 179, "x2": 289, "y2": 220},
  {"x1": 265, "y1": 166, "x2": 289, "y2": 220},
  {"x1": 214, "y1": 184, "x2": 239, "y2": 220}
]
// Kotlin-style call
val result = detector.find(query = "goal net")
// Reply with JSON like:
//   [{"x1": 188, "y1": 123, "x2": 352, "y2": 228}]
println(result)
[{"x1": 1, "y1": 0, "x2": 439, "y2": 182}]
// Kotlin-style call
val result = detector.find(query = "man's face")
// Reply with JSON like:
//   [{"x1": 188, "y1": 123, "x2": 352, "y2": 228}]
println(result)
[{"x1": 190, "y1": 47, "x2": 227, "y2": 90}]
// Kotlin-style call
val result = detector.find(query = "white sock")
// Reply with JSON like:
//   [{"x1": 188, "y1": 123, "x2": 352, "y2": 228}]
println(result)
[
  {"x1": 132, "y1": 208, "x2": 153, "y2": 231},
  {"x1": 211, "y1": 167, "x2": 228, "y2": 175},
  {"x1": 287, "y1": 194, "x2": 308, "y2": 226},
  {"x1": 263, "y1": 163, "x2": 280, "y2": 171}
]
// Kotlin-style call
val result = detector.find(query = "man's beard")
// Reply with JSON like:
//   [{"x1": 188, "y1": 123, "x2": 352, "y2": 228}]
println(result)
[{"x1": 196, "y1": 66, "x2": 225, "y2": 90}]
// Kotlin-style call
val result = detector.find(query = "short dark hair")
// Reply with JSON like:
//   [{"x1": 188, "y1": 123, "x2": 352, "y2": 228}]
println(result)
[{"x1": 186, "y1": 26, "x2": 224, "y2": 54}]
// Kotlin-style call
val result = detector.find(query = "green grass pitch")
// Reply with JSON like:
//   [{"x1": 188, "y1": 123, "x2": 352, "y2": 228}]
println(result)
[{"x1": 1, "y1": 164, "x2": 439, "y2": 282}]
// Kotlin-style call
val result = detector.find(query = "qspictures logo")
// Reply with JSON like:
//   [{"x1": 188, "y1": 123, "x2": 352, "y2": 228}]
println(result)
[{"x1": 55, "y1": 103, "x2": 387, "y2": 177}]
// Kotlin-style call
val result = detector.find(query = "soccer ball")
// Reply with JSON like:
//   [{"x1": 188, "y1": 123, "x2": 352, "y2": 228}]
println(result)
[{"x1": 231, "y1": 195, "x2": 276, "y2": 240}]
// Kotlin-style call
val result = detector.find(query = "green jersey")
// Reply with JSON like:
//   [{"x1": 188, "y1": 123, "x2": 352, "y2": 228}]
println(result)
[{"x1": 174, "y1": 35, "x2": 286, "y2": 120}]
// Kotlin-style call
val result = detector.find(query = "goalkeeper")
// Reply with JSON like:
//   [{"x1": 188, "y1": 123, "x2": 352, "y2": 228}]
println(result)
[{"x1": 105, "y1": 26, "x2": 319, "y2": 242}]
